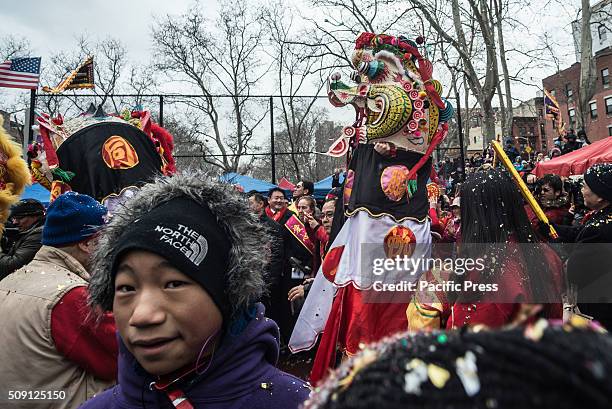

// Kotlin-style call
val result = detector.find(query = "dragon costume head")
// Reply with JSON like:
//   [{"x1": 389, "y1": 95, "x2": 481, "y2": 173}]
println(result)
[{"x1": 326, "y1": 33, "x2": 454, "y2": 157}]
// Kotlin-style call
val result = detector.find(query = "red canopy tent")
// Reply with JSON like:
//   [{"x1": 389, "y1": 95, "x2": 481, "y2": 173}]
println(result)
[
  {"x1": 533, "y1": 137, "x2": 612, "y2": 177},
  {"x1": 278, "y1": 177, "x2": 295, "y2": 190}
]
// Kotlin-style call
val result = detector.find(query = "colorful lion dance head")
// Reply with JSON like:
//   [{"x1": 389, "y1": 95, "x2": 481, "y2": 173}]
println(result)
[{"x1": 326, "y1": 33, "x2": 454, "y2": 157}]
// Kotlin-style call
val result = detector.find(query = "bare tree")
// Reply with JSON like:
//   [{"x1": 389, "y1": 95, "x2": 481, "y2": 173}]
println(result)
[
  {"x1": 152, "y1": 0, "x2": 268, "y2": 174},
  {"x1": 490, "y1": 0, "x2": 513, "y2": 139},
  {"x1": 409, "y1": 0, "x2": 502, "y2": 144},
  {"x1": 127, "y1": 65, "x2": 159, "y2": 109},
  {"x1": 577, "y1": 0, "x2": 597, "y2": 131},
  {"x1": 0, "y1": 35, "x2": 30, "y2": 61},
  {"x1": 162, "y1": 116, "x2": 217, "y2": 174},
  {"x1": 288, "y1": 0, "x2": 420, "y2": 75},
  {"x1": 262, "y1": 1, "x2": 331, "y2": 180}
]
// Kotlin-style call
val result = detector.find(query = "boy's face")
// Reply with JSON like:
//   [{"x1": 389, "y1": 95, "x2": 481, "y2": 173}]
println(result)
[{"x1": 113, "y1": 250, "x2": 223, "y2": 376}]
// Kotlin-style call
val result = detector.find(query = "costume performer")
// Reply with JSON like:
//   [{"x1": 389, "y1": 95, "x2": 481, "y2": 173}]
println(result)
[
  {"x1": 0, "y1": 116, "x2": 31, "y2": 232},
  {"x1": 289, "y1": 33, "x2": 454, "y2": 384},
  {"x1": 30, "y1": 106, "x2": 175, "y2": 209}
]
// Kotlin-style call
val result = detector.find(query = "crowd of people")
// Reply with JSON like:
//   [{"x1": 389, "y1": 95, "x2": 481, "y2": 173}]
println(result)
[
  {"x1": 0, "y1": 162, "x2": 609, "y2": 409},
  {"x1": 0, "y1": 120, "x2": 609, "y2": 409}
]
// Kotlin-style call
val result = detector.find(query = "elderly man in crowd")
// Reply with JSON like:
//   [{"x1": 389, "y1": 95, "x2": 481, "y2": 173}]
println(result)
[{"x1": 0, "y1": 198, "x2": 45, "y2": 280}]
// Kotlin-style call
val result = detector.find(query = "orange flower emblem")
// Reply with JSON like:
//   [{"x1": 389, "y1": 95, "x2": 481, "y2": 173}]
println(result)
[
  {"x1": 426, "y1": 182, "x2": 440, "y2": 201},
  {"x1": 380, "y1": 165, "x2": 409, "y2": 201},
  {"x1": 50, "y1": 180, "x2": 71, "y2": 203},
  {"x1": 102, "y1": 136, "x2": 139, "y2": 170},
  {"x1": 384, "y1": 225, "x2": 417, "y2": 258}
]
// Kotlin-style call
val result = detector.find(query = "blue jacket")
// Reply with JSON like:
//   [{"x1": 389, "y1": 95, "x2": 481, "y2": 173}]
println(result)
[{"x1": 80, "y1": 304, "x2": 310, "y2": 408}]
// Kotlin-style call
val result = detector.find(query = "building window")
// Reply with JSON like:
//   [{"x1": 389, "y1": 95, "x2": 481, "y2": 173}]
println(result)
[
  {"x1": 603, "y1": 68, "x2": 610, "y2": 87},
  {"x1": 590, "y1": 101, "x2": 598, "y2": 119},
  {"x1": 565, "y1": 84, "x2": 573, "y2": 99},
  {"x1": 607, "y1": 97, "x2": 612, "y2": 115},
  {"x1": 599, "y1": 25, "x2": 607, "y2": 43},
  {"x1": 609, "y1": 126, "x2": 612, "y2": 137},
  {"x1": 568, "y1": 108, "x2": 576, "y2": 127}
]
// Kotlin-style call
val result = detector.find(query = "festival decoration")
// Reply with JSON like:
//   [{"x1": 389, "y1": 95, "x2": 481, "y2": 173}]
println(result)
[
  {"x1": 291, "y1": 32, "x2": 454, "y2": 385},
  {"x1": 491, "y1": 141, "x2": 558, "y2": 238},
  {"x1": 30, "y1": 106, "x2": 175, "y2": 209},
  {"x1": 42, "y1": 56, "x2": 95, "y2": 93},
  {"x1": 426, "y1": 182, "x2": 440, "y2": 202},
  {"x1": 0, "y1": 116, "x2": 31, "y2": 234},
  {"x1": 543, "y1": 89, "x2": 566, "y2": 138}
]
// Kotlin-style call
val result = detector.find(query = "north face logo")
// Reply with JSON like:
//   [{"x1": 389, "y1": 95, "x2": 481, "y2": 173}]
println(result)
[{"x1": 155, "y1": 224, "x2": 208, "y2": 266}]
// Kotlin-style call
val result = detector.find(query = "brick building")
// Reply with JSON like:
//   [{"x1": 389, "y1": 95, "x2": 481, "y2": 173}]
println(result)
[
  {"x1": 542, "y1": 47, "x2": 612, "y2": 147},
  {"x1": 511, "y1": 97, "x2": 546, "y2": 155},
  {"x1": 572, "y1": 0, "x2": 612, "y2": 61}
]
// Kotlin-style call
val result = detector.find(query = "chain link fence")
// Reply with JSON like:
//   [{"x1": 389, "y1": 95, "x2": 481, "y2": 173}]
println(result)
[{"x1": 32, "y1": 93, "x2": 465, "y2": 184}]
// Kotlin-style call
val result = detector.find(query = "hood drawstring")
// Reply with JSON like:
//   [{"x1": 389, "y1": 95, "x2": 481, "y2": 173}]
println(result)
[
  {"x1": 149, "y1": 330, "x2": 220, "y2": 408},
  {"x1": 165, "y1": 389, "x2": 194, "y2": 409}
]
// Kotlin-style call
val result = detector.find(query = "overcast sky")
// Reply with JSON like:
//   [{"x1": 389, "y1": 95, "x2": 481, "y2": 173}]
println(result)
[
  {"x1": 1, "y1": 0, "x2": 194, "y2": 65},
  {"x1": 0, "y1": 0, "x2": 592, "y2": 116}
]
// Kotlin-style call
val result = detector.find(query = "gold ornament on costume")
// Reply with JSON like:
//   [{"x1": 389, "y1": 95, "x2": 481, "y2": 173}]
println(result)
[
  {"x1": 384, "y1": 225, "x2": 417, "y2": 258},
  {"x1": 426, "y1": 182, "x2": 440, "y2": 202},
  {"x1": 365, "y1": 85, "x2": 413, "y2": 140},
  {"x1": 102, "y1": 135, "x2": 139, "y2": 170},
  {"x1": 30, "y1": 160, "x2": 52, "y2": 190},
  {"x1": 50, "y1": 180, "x2": 71, "y2": 202},
  {"x1": 381, "y1": 165, "x2": 409, "y2": 201}
]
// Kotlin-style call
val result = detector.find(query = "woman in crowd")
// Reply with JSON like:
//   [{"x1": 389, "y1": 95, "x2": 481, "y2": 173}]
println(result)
[
  {"x1": 82, "y1": 172, "x2": 309, "y2": 409},
  {"x1": 288, "y1": 197, "x2": 337, "y2": 304},
  {"x1": 446, "y1": 169, "x2": 564, "y2": 328}
]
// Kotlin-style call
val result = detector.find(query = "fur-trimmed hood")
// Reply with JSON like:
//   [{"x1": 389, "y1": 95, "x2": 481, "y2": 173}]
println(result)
[{"x1": 88, "y1": 172, "x2": 267, "y2": 317}]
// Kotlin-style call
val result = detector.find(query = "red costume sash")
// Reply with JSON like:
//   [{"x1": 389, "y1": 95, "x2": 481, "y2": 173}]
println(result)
[
  {"x1": 284, "y1": 214, "x2": 315, "y2": 255},
  {"x1": 265, "y1": 206, "x2": 287, "y2": 222}
]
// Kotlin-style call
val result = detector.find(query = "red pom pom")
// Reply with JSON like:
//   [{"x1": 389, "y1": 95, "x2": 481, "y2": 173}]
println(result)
[
  {"x1": 403, "y1": 52, "x2": 412, "y2": 60},
  {"x1": 416, "y1": 36, "x2": 425, "y2": 45}
]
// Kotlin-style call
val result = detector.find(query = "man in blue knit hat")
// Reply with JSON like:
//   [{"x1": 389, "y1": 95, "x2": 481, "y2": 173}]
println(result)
[{"x1": 0, "y1": 192, "x2": 118, "y2": 409}]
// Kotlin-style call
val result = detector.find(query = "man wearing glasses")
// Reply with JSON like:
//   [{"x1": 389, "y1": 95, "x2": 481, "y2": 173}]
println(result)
[
  {"x1": 0, "y1": 199, "x2": 45, "y2": 280},
  {"x1": 525, "y1": 174, "x2": 570, "y2": 236}
]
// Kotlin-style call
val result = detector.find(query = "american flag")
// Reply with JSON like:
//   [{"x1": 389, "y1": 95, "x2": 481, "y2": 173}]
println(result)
[{"x1": 0, "y1": 58, "x2": 41, "y2": 90}]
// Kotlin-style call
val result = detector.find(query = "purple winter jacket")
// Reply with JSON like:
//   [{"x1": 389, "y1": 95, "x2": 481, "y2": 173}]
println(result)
[{"x1": 79, "y1": 304, "x2": 310, "y2": 409}]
